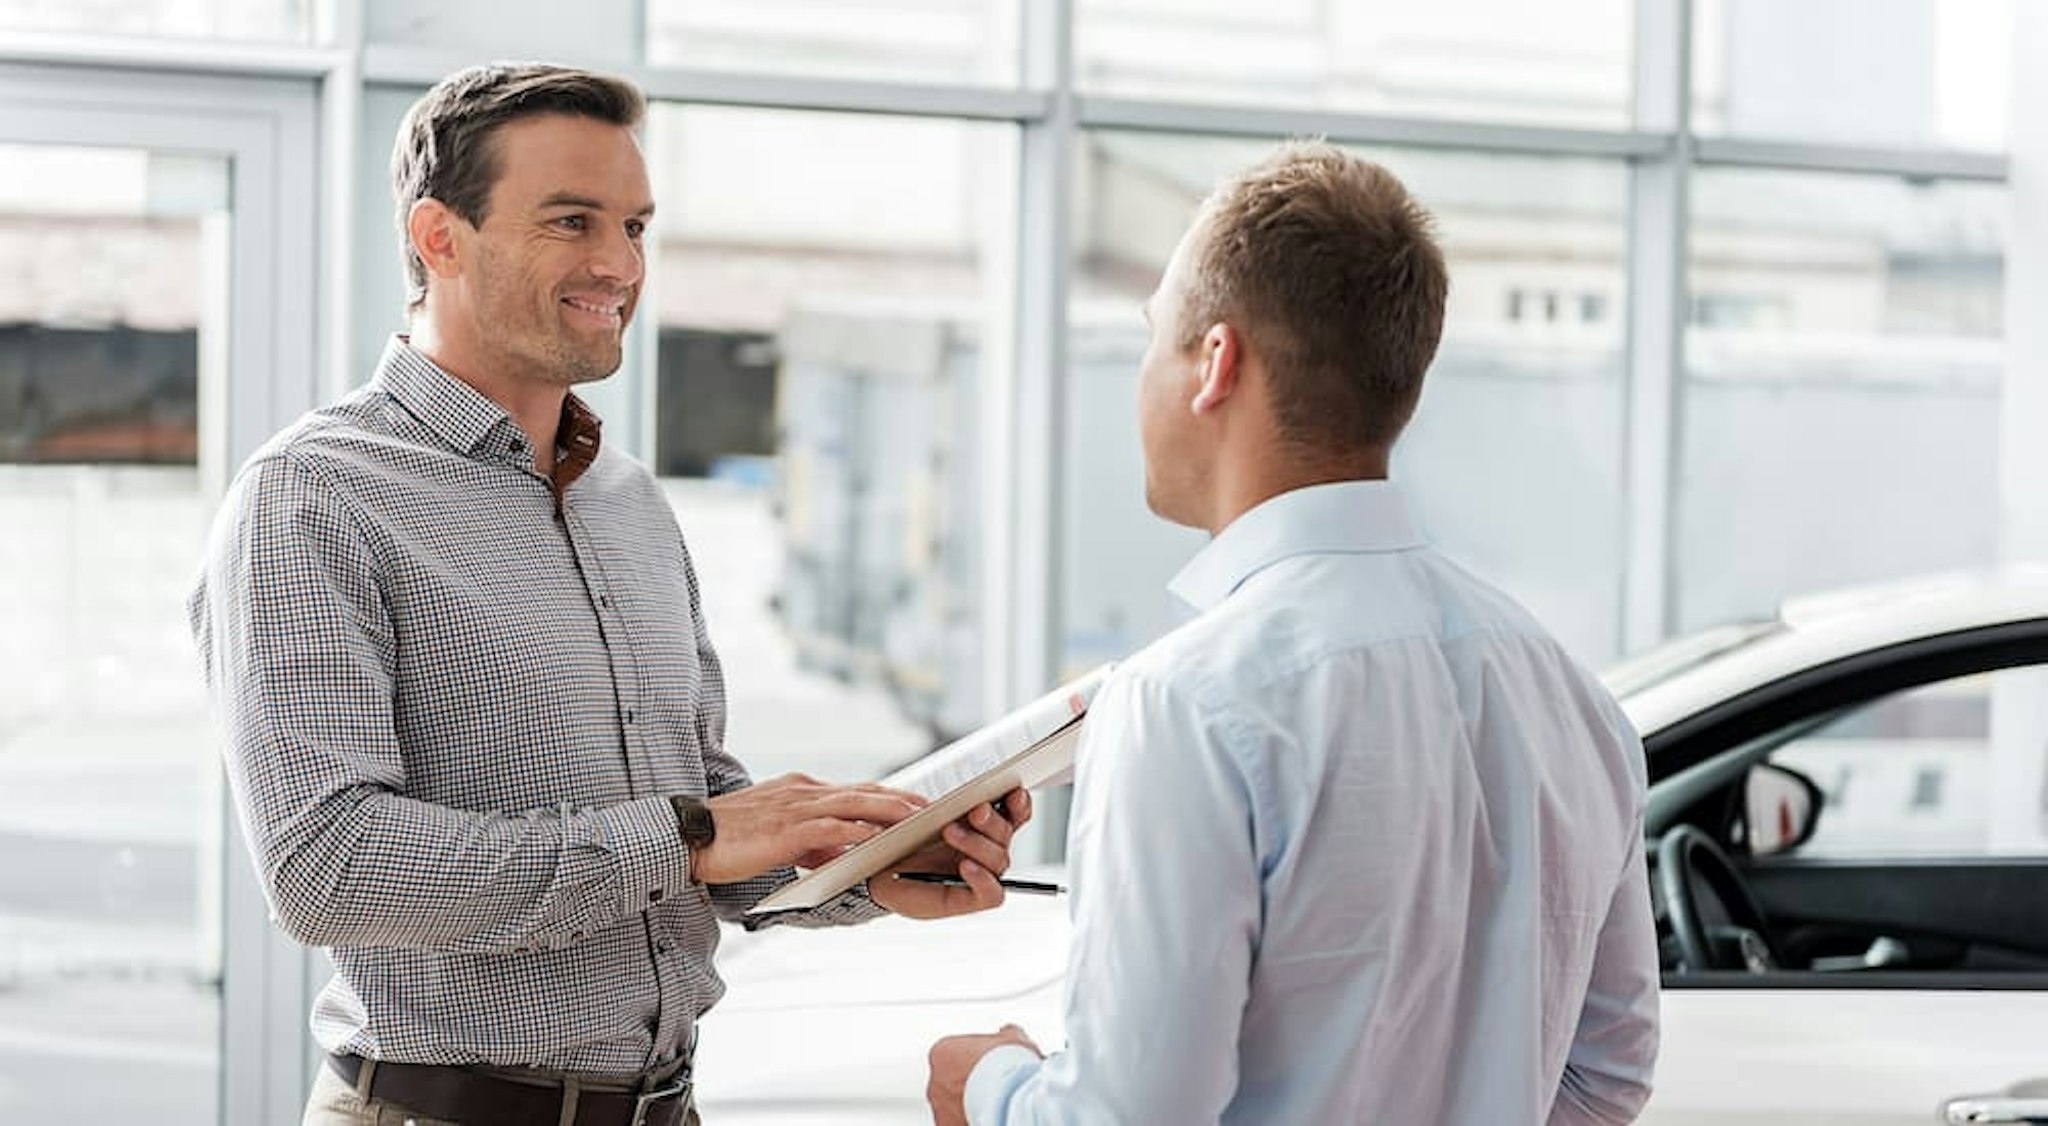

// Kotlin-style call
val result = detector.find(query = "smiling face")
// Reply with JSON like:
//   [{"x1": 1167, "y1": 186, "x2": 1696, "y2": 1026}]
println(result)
[{"x1": 444, "y1": 112, "x2": 654, "y2": 388}]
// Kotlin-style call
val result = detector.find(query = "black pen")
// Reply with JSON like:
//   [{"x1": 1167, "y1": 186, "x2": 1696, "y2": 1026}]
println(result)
[{"x1": 894, "y1": 872, "x2": 1066, "y2": 896}]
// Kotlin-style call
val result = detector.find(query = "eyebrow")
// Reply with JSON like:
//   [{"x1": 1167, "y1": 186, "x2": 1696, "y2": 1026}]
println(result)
[{"x1": 538, "y1": 192, "x2": 656, "y2": 218}]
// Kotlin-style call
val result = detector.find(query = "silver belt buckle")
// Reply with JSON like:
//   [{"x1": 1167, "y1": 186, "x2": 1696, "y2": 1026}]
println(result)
[{"x1": 629, "y1": 1073, "x2": 692, "y2": 1126}]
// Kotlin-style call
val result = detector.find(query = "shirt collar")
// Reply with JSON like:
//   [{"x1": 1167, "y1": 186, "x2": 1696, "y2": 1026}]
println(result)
[
  {"x1": 372, "y1": 335, "x2": 518, "y2": 457},
  {"x1": 554, "y1": 396, "x2": 603, "y2": 492},
  {"x1": 1168, "y1": 480, "x2": 1425, "y2": 613},
  {"x1": 370, "y1": 335, "x2": 603, "y2": 482}
]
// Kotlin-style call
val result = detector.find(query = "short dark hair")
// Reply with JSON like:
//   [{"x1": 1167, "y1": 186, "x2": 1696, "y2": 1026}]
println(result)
[
  {"x1": 1180, "y1": 140, "x2": 1448, "y2": 451},
  {"x1": 391, "y1": 62, "x2": 646, "y2": 309}
]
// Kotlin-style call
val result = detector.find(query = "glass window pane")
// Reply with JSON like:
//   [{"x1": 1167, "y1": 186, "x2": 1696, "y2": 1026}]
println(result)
[
  {"x1": 1692, "y1": 0, "x2": 2016, "y2": 151},
  {"x1": 1767, "y1": 669, "x2": 2048, "y2": 858},
  {"x1": 1076, "y1": 0, "x2": 1633, "y2": 129},
  {"x1": 1067, "y1": 132, "x2": 1630, "y2": 669},
  {"x1": 645, "y1": 0, "x2": 1019, "y2": 85},
  {"x1": 1679, "y1": 169, "x2": 2004, "y2": 630},
  {"x1": 0, "y1": 0, "x2": 310, "y2": 41},
  {"x1": 0, "y1": 143, "x2": 225, "y2": 1125},
  {"x1": 0, "y1": 146, "x2": 224, "y2": 465},
  {"x1": 643, "y1": 105, "x2": 1013, "y2": 811}
]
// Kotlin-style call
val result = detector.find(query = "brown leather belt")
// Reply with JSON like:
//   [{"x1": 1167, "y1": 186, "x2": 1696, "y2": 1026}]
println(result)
[{"x1": 328, "y1": 1052, "x2": 693, "y2": 1126}]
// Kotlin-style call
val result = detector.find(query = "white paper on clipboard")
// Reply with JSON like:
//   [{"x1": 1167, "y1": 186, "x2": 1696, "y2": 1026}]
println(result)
[{"x1": 746, "y1": 665, "x2": 1112, "y2": 916}]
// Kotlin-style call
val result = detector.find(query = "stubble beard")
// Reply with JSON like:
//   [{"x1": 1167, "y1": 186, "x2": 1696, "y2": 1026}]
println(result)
[
  {"x1": 474, "y1": 248, "x2": 629, "y2": 387},
  {"x1": 485, "y1": 287, "x2": 628, "y2": 388},
  {"x1": 542, "y1": 331, "x2": 623, "y2": 386},
  {"x1": 536, "y1": 285, "x2": 631, "y2": 386}
]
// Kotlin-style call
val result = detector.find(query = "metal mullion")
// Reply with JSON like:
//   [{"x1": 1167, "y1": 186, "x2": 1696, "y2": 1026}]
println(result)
[
  {"x1": 222, "y1": 80, "x2": 326, "y2": 1126},
  {"x1": 1078, "y1": 93, "x2": 1669, "y2": 160},
  {"x1": 312, "y1": 0, "x2": 359, "y2": 47},
  {"x1": 318, "y1": 0, "x2": 364, "y2": 403},
  {"x1": 0, "y1": 29, "x2": 342, "y2": 77},
  {"x1": 989, "y1": 0, "x2": 1074, "y2": 862},
  {"x1": 1619, "y1": 0, "x2": 1691, "y2": 655},
  {"x1": 362, "y1": 42, "x2": 1052, "y2": 122},
  {"x1": 1987, "y1": 2, "x2": 2048, "y2": 852},
  {"x1": 1694, "y1": 135, "x2": 2008, "y2": 183},
  {"x1": 2000, "y1": 3, "x2": 2048, "y2": 565},
  {"x1": 632, "y1": 66, "x2": 1048, "y2": 120}
]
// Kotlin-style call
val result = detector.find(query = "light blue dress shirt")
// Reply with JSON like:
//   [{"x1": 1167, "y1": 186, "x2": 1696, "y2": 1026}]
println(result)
[{"x1": 965, "y1": 481, "x2": 1659, "y2": 1125}]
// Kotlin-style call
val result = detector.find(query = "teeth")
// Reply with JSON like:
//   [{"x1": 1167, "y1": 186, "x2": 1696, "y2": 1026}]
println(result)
[{"x1": 564, "y1": 297, "x2": 622, "y2": 315}]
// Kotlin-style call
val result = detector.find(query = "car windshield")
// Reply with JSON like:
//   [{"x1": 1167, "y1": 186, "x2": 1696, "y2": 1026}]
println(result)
[{"x1": 1601, "y1": 619, "x2": 1785, "y2": 699}]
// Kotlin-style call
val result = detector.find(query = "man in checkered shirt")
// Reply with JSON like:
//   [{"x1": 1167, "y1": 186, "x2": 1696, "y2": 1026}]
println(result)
[{"x1": 188, "y1": 62, "x2": 1030, "y2": 1126}]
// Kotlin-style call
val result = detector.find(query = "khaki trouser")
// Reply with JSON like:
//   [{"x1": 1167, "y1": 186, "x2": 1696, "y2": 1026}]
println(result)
[
  {"x1": 303, "y1": 1057, "x2": 703, "y2": 1126},
  {"x1": 303, "y1": 1061, "x2": 461, "y2": 1126}
]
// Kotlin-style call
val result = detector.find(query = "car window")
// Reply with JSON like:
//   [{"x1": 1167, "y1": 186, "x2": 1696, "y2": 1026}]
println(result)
[{"x1": 1769, "y1": 665, "x2": 2048, "y2": 858}]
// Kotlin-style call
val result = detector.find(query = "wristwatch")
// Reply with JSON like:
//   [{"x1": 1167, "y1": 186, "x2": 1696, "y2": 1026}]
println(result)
[{"x1": 669, "y1": 794, "x2": 718, "y2": 861}]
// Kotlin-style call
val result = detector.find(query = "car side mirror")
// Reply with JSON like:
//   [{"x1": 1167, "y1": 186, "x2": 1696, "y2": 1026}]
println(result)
[{"x1": 1738, "y1": 762, "x2": 1824, "y2": 858}]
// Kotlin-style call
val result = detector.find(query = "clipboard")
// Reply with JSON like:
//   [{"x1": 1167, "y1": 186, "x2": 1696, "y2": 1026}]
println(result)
[{"x1": 747, "y1": 665, "x2": 1111, "y2": 916}]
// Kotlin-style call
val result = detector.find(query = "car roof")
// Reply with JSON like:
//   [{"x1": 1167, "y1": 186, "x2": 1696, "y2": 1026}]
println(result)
[{"x1": 1613, "y1": 567, "x2": 2048, "y2": 739}]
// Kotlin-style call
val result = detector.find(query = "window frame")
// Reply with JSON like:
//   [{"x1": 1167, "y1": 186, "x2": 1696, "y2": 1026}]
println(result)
[{"x1": 0, "y1": 59, "x2": 324, "y2": 1126}]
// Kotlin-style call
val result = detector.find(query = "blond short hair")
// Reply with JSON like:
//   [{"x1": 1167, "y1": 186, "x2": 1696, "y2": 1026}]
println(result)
[{"x1": 1180, "y1": 141, "x2": 1448, "y2": 451}]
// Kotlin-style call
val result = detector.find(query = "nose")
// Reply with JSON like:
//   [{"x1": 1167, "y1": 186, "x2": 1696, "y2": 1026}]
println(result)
[{"x1": 588, "y1": 221, "x2": 643, "y2": 287}]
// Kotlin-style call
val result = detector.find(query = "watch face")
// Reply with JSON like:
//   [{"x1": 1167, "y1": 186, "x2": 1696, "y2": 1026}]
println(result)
[{"x1": 679, "y1": 799, "x2": 716, "y2": 848}]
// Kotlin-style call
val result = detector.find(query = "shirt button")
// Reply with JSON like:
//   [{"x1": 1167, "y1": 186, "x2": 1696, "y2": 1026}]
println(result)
[
  {"x1": 624, "y1": 709, "x2": 637, "y2": 724},
  {"x1": 598, "y1": 594, "x2": 613, "y2": 609},
  {"x1": 656, "y1": 939, "x2": 676, "y2": 955},
  {"x1": 648, "y1": 888, "x2": 664, "y2": 903}
]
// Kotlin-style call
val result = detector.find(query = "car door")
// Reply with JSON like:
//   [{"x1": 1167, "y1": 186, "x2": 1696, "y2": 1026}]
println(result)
[{"x1": 1639, "y1": 622, "x2": 2048, "y2": 1125}]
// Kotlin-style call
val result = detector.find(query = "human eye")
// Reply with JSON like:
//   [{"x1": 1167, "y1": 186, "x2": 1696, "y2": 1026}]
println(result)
[
  {"x1": 624, "y1": 218, "x2": 647, "y2": 241},
  {"x1": 551, "y1": 214, "x2": 588, "y2": 233}
]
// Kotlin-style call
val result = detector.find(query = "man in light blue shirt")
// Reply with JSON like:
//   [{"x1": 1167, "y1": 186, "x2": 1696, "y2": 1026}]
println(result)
[{"x1": 925, "y1": 142, "x2": 1660, "y2": 1125}]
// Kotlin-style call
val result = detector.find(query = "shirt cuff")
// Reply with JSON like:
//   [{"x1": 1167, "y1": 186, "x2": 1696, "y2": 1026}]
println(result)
[
  {"x1": 591, "y1": 795, "x2": 691, "y2": 913},
  {"x1": 736, "y1": 871, "x2": 890, "y2": 931},
  {"x1": 820, "y1": 879, "x2": 890, "y2": 924},
  {"x1": 964, "y1": 1043, "x2": 1044, "y2": 1125}
]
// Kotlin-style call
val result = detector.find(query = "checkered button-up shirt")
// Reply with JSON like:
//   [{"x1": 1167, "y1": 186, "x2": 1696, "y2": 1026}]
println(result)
[{"x1": 189, "y1": 336, "x2": 880, "y2": 1075}]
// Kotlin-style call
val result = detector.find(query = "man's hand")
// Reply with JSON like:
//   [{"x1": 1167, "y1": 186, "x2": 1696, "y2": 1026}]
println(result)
[
  {"x1": 693, "y1": 773, "x2": 924, "y2": 885},
  {"x1": 928, "y1": 1024, "x2": 1042, "y2": 1126},
  {"x1": 868, "y1": 788, "x2": 1032, "y2": 920}
]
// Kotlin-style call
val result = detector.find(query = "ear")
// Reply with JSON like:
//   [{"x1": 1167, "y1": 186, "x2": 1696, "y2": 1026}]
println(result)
[
  {"x1": 1188, "y1": 322, "x2": 1242, "y2": 416},
  {"x1": 406, "y1": 198, "x2": 465, "y2": 287}
]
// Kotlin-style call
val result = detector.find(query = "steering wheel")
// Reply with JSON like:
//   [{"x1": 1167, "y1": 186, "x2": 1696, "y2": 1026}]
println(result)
[{"x1": 1657, "y1": 824, "x2": 1782, "y2": 972}]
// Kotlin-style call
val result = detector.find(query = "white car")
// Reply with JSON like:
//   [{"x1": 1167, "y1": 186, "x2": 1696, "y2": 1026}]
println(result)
[{"x1": 696, "y1": 571, "x2": 2048, "y2": 1125}]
